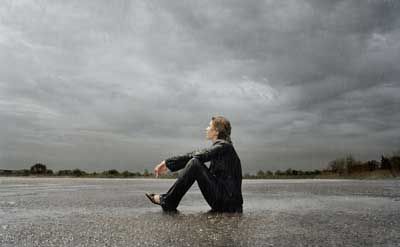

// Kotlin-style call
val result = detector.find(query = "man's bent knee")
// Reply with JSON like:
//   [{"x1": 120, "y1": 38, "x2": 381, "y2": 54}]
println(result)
[
  {"x1": 190, "y1": 157, "x2": 202, "y2": 164},
  {"x1": 186, "y1": 157, "x2": 203, "y2": 170}
]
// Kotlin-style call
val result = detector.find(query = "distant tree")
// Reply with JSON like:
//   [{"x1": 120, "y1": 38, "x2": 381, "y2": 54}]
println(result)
[
  {"x1": 103, "y1": 169, "x2": 120, "y2": 176},
  {"x1": 313, "y1": 169, "x2": 322, "y2": 175},
  {"x1": 122, "y1": 171, "x2": 132, "y2": 177},
  {"x1": 344, "y1": 155, "x2": 361, "y2": 172},
  {"x1": 328, "y1": 154, "x2": 363, "y2": 174},
  {"x1": 381, "y1": 156, "x2": 391, "y2": 170},
  {"x1": 20, "y1": 169, "x2": 31, "y2": 176},
  {"x1": 72, "y1": 169, "x2": 85, "y2": 177},
  {"x1": 30, "y1": 163, "x2": 47, "y2": 174},
  {"x1": 0, "y1": 170, "x2": 12, "y2": 176},
  {"x1": 387, "y1": 155, "x2": 400, "y2": 176},
  {"x1": 143, "y1": 169, "x2": 150, "y2": 177},
  {"x1": 256, "y1": 170, "x2": 265, "y2": 178},
  {"x1": 390, "y1": 156, "x2": 400, "y2": 171},
  {"x1": 328, "y1": 158, "x2": 346, "y2": 175},
  {"x1": 285, "y1": 168, "x2": 293, "y2": 176},
  {"x1": 57, "y1": 170, "x2": 73, "y2": 176},
  {"x1": 365, "y1": 160, "x2": 379, "y2": 171},
  {"x1": 46, "y1": 169, "x2": 54, "y2": 175},
  {"x1": 266, "y1": 170, "x2": 273, "y2": 176}
]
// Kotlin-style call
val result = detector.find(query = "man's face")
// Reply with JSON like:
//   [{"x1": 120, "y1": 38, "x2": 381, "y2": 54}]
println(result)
[{"x1": 206, "y1": 121, "x2": 218, "y2": 140}]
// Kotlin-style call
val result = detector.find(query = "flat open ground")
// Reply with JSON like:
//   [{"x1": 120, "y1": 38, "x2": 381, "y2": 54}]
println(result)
[{"x1": 0, "y1": 177, "x2": 399, "y2": 246}]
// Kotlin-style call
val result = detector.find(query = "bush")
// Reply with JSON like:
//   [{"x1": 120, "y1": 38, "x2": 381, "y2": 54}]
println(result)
[
  {"x1": 72, "y1": 169, "x2": 85, "y2": 177},
  {"x1": 122, "y1": 171, "x2": 133, "y2": 177},
  {"x1": 57, "y1": 170, "x2": 72, "y2": 176},
  {"x1": 30, "y1": 163, "x2": 47, "y2": 174},
  {"x1": 103, "y1": 169, "x2": 120, "y2": 176}
]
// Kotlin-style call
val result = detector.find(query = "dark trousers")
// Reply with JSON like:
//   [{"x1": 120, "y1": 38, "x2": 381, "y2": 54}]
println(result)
[{"x1": 160, "y1": 158, "x2": 221, "y2": 211}]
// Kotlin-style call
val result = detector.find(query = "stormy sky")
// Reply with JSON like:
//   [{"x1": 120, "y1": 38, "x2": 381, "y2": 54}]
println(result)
[{"x1": 1, "y1": 0, "x2": 399, "y2": 173}]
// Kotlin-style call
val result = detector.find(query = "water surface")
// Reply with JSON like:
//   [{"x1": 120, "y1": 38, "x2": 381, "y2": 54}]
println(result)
[{"x1": 0, "y1": 178, "x2": 399, "y2": 246}]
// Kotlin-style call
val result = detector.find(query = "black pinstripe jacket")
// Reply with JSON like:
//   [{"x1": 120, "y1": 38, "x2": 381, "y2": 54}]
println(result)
[{"x1": 164, "y1": 139, "x2": 243, "y2": 210}]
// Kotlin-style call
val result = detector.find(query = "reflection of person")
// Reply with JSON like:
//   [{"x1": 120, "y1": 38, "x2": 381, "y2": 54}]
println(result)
[{"x1": 146, "y1": 116, "x2": 243, "y2": 213}]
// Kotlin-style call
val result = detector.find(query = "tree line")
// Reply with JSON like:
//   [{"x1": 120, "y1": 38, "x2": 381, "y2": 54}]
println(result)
[
  {"x1": 0, "y1": 164, "x2": 178, "y2": 178},
  {"x1": 1, "y1": 152, "x2": 399, "y2": 179},
  {"x1": 245, "y1": 152, "x2": 400, "y2": 179}
]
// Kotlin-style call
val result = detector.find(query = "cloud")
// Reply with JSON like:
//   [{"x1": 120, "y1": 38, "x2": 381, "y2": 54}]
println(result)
[{"x1": 0, "y1": 0, "x2": 399, "y2": 172}]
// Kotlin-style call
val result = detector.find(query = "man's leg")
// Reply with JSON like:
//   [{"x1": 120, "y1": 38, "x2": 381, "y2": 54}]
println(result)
[{"x1": 160, "y1": 157, "x2": 220, "y2": 211}]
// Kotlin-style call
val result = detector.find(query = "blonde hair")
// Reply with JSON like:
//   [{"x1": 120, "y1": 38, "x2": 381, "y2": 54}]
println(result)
[{"x1": 211, "y1": 116, "x2": 232, "y2": 143}]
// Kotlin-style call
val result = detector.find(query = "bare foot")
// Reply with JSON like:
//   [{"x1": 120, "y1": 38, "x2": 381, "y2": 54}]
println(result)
[{"x1": 154, "y1": 194, "x2": 160, "y2": 204}]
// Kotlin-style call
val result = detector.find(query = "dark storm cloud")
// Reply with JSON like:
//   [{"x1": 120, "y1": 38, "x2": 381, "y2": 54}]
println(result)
[{"x1": 0, "y1": 0, "x2": 399, "y2": 173}]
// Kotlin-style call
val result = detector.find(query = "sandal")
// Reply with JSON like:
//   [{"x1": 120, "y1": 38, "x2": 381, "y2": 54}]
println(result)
[{"x1": 145, "y1": 193, "x2": 161, "y2": 205}]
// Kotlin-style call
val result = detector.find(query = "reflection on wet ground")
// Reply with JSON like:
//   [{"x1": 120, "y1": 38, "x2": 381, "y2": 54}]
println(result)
[{"x1": 0, "y1": 178, "x2": 399, "y2": 246}]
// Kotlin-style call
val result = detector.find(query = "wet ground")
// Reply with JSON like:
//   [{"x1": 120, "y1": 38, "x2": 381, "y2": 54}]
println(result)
[{"x1": 0, "y1": 177, "x2": 399, "y2": 246}]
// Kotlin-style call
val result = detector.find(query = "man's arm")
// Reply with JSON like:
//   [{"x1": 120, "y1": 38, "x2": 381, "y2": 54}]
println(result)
[
  {"x1": 165, "y1": 151, "x2": 196, "y2": 172},
  {"x1": 165, "y1": 143, "x2": 228, "y2": 172},
  {"x1": 192, "y1": 142, "x2": 227, "y2": 163}
]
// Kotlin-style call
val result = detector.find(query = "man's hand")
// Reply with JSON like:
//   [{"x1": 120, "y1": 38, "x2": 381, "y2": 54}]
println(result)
[{"x1": 154, "y1": 160, "x2": 168, "y2": 178}]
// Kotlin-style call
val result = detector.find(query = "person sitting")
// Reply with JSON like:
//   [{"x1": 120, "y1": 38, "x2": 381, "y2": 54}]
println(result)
[{"x1": 146, "y1": 116, "x2": 243, "y2": 213}]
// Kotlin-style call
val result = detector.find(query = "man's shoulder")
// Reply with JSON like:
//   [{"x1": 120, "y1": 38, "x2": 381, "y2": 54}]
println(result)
[
  {"x1": 212, "y1": 139, "x2": 233, "y2": 146},
  {"x1": 211, "y1": 140, "x2": 235, "y2": 154}
]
